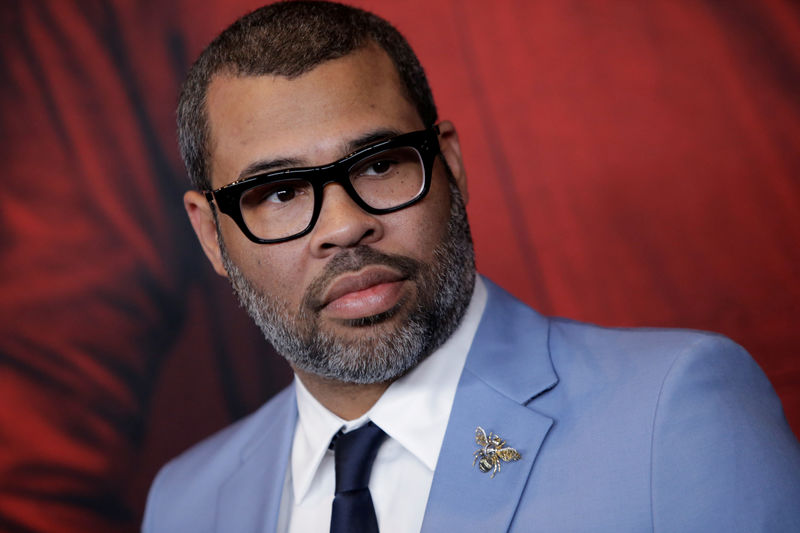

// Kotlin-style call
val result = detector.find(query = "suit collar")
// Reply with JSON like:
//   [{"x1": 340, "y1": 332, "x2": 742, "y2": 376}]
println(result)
[
  {"x1": 465, "y1": 277, "x2": 558, "y2": 404},
  {"x1": 421, "y1": 278, "x2": 557, "y2": 532}
]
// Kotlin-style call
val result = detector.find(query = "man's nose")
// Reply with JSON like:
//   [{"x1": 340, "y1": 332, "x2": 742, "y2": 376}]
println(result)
[{"x1": 308, "y1": 183, "x2": 383, "y2": 256}]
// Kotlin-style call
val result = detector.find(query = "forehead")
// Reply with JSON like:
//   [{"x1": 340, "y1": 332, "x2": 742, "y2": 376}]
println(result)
[{"x1": 205, "y1": 46, "x2": 422, "y2": 188}]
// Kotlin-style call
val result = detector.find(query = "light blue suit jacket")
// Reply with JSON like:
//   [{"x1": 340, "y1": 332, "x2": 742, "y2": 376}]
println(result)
[{"x1": 143, "y1": 279, "x2": 800, "y2": 532}]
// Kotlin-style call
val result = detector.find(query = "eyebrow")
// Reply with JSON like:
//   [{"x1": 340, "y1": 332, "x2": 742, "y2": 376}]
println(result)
[
  {"x1": 236, "y1": 127, "x2": 404, "y2": 181},
  {"x1": 237, "y1": 157, "x2": 302, "y2": 180},
  {"x1": 345, "y1": 128, "x2": 402, "y2": 153}
]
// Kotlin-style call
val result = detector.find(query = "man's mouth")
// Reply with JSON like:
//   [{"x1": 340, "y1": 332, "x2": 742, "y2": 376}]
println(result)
[{"x1": 318, "y1": 267, "x2": 408, "y2": 320}]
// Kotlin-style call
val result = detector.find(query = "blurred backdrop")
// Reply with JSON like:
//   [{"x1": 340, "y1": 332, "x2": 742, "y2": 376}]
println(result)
[{"x1": 1, "y1": 1, "x2": 798, "y2": 531}]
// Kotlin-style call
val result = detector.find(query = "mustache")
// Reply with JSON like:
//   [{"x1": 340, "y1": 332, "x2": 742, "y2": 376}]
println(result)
[{"x1": 302, "y1": 246, "x2": 422, "y2": 311}]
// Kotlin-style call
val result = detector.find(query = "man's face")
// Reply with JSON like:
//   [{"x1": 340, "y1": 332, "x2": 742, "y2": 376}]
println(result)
[{"x1": 186, "y1": 45, "x2": 474, "y2": 384}]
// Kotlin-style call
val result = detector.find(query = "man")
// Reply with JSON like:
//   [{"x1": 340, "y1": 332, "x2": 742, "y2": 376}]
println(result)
[{"x1": 143, "y1": 2, "x2": 800, "y2": 531}]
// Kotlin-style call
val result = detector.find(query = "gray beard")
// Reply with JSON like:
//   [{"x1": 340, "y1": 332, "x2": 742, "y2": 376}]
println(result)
[{"x1": 220, "y1": 182, "x2": 476, "y2": 385}]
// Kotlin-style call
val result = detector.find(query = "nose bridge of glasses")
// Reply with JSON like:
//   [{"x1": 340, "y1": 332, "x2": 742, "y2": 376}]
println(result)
[
  {"x1": 314, "y1": 162, "x2": 365, "y2": 209},
  {"x1": 318, "y1": 179, "x2": 364, "y2": 217},
  {"x1": 309, "y1": 173, "x2": 382, "y2": 249}
]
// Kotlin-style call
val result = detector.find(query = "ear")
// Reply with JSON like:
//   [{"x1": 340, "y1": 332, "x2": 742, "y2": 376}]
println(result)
[
  {"x1": 184, "y1": 190, "x2": 229, "y2": 278},
  {"x1": 436, "y1": 120, "x2": 468, "y2": 204}
]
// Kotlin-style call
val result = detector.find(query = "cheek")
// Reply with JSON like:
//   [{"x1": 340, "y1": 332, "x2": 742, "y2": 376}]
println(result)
[
  {"x1": 380, "y1": 216, "x2": 445, "y2": 269},
  {"x1": 395, "y1": 177, "x2": 452, "y2": 257},
  {"x1": 221, "y1": 223, "x2": 308, "y2": 299},
  {"x1": 251, "y1": 252, "x2": 306, "y2": 294}
]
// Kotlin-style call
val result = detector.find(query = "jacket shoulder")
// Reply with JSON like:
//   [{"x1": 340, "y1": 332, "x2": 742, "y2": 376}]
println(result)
[
  {"x1": 548, "y1": 315, "x2": 754, "y2": 379},
  {"x1": 541, "y1": 318, "x2": 800, "y2": 530},
  {"x1": 143, "y1": 385, "x2": 295, "y2": 532}
]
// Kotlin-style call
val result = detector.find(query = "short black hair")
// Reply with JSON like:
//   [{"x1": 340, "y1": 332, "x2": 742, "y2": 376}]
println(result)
[{"x1": 177, "y1": 0, "x2": 438, "y2": 191}]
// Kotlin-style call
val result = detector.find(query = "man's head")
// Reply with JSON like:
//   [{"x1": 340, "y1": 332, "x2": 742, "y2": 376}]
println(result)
[
  {"x1": 181, "y1": 1, "x2": 476, "y2": 386},
  {"x1": 178, "y1": 0, "x2": 437, "y2": 192}
]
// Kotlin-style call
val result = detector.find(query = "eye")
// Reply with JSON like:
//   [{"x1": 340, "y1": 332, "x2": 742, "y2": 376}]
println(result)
[
  {"x1": 240, "y1": 179, "x2": 310, "y2": 209},
  {"x1": 361, "y1": 158, "x2": 396, "y2": 176},
  {"x1": 266, "y1": 186, "x2": 298, "y2": 203}
]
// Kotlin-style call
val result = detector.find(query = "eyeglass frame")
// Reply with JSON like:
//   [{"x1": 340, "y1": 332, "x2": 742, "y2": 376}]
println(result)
[{"x1": 204, "y1": 125, "x2": 441, "y2": 244}]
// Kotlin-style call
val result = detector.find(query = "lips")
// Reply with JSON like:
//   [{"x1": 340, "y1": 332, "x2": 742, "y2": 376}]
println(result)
[{"x1": 321, "y1": 267, "x2": 407, "y2": 309}]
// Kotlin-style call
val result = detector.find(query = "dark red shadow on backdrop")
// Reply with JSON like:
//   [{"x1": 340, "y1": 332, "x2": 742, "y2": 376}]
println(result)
[{"x1": 1, "y1": 1, "x2": 798, "y2": 531}]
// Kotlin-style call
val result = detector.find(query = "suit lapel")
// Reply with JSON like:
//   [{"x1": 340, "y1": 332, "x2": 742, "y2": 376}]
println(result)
[
  {"x1": 421, "y1": 372, "x2": 552, "y2": 532},
  {"x1": 422, "y1": 279, "x2": 557, "y2": 532},
  {"x1": 216, "y1": 386, "x2": 297, "y2": 533}
]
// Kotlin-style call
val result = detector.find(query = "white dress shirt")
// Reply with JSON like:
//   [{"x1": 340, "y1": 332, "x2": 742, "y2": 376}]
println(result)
[{"x1": 277, "y1": 276, "x2": 487, "y2": 533}]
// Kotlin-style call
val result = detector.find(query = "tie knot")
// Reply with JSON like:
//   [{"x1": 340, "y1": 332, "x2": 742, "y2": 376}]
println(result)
[{"x1": 333, "y1": 421, "x2": 387, "y2": 493}]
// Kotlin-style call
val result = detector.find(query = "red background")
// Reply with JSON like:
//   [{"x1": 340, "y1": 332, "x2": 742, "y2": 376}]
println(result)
[{"x1": 1, "y1": 1, "x2": 798, "y2": 531}]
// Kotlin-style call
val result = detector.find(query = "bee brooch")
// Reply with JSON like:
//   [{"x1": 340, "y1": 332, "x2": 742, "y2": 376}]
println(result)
[{"x1": 472, "y1": 427, "x2": 522, "y2": 478}]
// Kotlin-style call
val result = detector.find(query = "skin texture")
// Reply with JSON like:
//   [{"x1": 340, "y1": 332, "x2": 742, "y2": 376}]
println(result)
[{"x1": 184, "y1": 45, "x2": 469, "y2": 420}]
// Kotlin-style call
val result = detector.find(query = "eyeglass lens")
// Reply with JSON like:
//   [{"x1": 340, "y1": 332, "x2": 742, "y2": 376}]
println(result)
[{"x1": 238, "y1": 146, "x2": 425, "y2": 241}]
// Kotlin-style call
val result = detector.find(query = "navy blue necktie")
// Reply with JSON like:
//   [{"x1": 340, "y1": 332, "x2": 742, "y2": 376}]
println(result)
[{"x1": 330, "y1": 421, "x2": 387, "y2": 533}]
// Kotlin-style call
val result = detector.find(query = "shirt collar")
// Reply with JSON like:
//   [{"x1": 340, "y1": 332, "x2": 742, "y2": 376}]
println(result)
[{"x1": 291, "y1": 275, "x2": 488, "y2": 503}]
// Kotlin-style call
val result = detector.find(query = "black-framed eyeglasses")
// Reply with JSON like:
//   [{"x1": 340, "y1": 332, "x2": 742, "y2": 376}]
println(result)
[{"x1": 204, "y1": 126, "x2": 441, "y2": 244}]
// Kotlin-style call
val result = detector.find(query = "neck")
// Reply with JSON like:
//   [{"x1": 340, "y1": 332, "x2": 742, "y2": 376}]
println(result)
[{"x1": 293, "y1": 368, "x2": 391, "y2": 420}]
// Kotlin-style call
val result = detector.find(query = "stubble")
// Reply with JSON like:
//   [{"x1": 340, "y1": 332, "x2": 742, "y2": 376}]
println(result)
[{"x1": 220, "y1": 182, "x2": 475, "y2": 384}]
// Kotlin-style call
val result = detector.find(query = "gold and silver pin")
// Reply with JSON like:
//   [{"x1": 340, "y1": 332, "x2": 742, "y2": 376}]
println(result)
[{"x1": 473, "y1": 426, "x2": 521, "y2": 478}]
